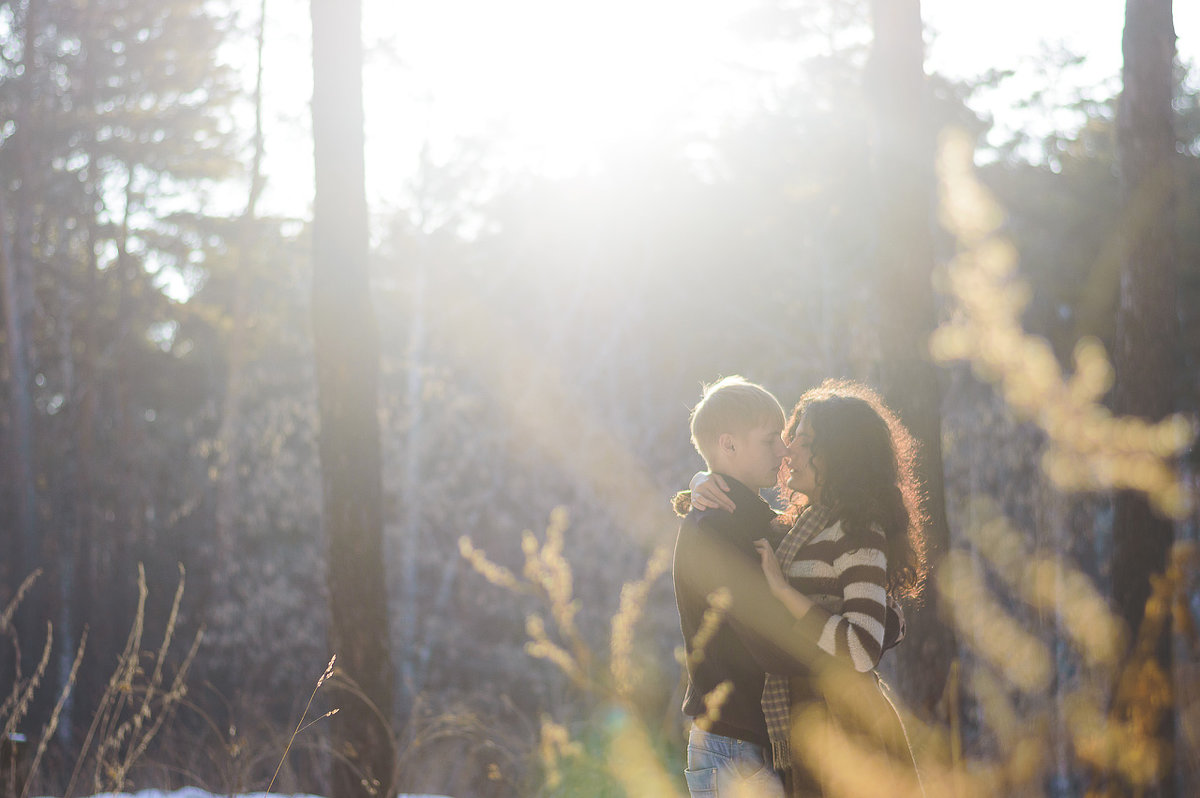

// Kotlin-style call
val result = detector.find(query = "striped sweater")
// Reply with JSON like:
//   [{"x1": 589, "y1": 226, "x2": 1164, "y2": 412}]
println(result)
[{"x1": 785, "y1": 519, "x2": 889, "y2": 673}]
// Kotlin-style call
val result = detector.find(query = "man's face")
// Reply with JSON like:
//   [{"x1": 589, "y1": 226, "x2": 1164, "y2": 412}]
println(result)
[
  {"x1": 729, "y1": 420, "x2": 788, "y2": 491},
  {"x1": 785, "y1": 415, "x2": 821, "y2": 499}
]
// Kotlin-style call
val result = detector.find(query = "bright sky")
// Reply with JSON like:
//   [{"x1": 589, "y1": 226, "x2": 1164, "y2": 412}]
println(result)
[
  {"x1": 926, "y1": 0, "x2": 1199, "y2": 80},
  {"x1": 248, "y1": 0, "x2": 1200, "y2": 220}
]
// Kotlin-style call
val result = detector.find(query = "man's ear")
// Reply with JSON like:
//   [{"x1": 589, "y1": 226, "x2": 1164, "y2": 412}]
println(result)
[{"x1": 718, "y1": 432, "x2": 736, "y2": 456}]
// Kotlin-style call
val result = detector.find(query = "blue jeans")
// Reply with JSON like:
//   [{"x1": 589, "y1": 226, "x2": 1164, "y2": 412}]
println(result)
[{"x1": 684, "y1": 727, "x2": 785, "y2": 798}]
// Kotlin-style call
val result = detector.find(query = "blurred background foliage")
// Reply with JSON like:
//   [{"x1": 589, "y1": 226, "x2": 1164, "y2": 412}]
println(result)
[{"x1": 0, "y1": 0, "x2": 1198, "y2": 795}]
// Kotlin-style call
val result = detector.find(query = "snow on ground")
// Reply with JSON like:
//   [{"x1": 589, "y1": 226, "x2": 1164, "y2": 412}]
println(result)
[{"x1": 45, "y1": 790, "x2": 451, "y2": 798}]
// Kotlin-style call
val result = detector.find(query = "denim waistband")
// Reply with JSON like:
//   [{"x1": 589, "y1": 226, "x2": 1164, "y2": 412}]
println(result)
[{"x1": 688, "y1": 725, "x2": 769, "y2": 756}]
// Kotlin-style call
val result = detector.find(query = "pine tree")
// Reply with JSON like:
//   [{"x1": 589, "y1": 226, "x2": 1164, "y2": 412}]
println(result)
[
  {"x1": 863, "y1": 0, "x2": 958, "y2": 720},
  {"x1": 0, "y1": 0, "x2": 239, "y2": 741},
  {"x1": 1111, "y1": 0, "x2": 1180, "y2": 794},
  {"x1": 310, "y1": 0, "x2": 396, "y2": 792}
]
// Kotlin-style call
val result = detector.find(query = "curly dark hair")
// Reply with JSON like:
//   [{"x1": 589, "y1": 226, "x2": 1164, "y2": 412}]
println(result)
[{"x1": 777, "y1": 379, "x2": 929, "y2": 603}]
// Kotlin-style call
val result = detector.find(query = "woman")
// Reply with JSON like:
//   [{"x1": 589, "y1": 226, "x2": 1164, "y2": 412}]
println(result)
[{"x1": 691, "y1": 379, "x2": 927, "y2": 797}]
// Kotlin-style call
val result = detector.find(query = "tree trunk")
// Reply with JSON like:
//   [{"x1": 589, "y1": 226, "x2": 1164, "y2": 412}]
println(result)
[
  {"x1": 1111, "y1": 1, "x2": 1178, "y2": 794},
  {"x1": 397, "y1": 262, "x2": 424, "y2": 704},
  {"x1": 53, "y1": 236, "x2": 79, "y2": 743},
  {"x1": 72, "y1": 208, "x2": 103, "y2": 739},
  {"x1": 0, "y1": 187, "x2": 37, "y2": 583},
  {"x1": 310, "y1": 0, "x2": 396, "y2": 793},
  {"x1": 863, "y1": 0, "x2": 958, "y2": 721},
  {"x1": 112, "y1": 167, "x2": 138, "y2": 570},
  {"x1": 214, "y1": 0, "x2": 267, "y2": 581},
  {"x1": 2, "y1": 0, "x2": 42, "y2": 586},
  {"x1": 71, "y1": 0, "x2": 109, "y2": 729}
]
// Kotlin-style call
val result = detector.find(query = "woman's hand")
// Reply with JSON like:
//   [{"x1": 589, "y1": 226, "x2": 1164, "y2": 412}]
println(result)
[
  {"x1": 754, "y1": 539, "x2": 787, "y2": 595},
  {"x1": 755, "y1": 538, "x2": 813, "y2": 618},
  {"x1": 690, "y1": 472, "x2": 736, "y2": 512}
]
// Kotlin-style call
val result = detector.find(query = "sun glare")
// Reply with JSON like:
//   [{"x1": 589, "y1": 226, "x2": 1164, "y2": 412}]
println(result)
[
  {"x1": 363, "y1": 0, "x2": 755, "y2": 178},
  {"x1": 254, "y1": 0, "x2": 1200, "y2": 218}
]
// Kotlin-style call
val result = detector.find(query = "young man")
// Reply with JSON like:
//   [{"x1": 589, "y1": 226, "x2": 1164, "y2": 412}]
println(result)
[{"x1": 673, "y1": 376, "x2": 825, "y2": 798}]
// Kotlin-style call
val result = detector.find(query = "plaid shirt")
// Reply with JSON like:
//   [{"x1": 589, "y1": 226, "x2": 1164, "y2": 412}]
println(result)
[{"x1": 762, "y1": 503, "x2": 835, "y2": 772}]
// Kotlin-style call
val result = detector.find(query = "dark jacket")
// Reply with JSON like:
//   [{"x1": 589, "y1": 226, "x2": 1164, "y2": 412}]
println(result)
[{"x1": 673, "y1": 476, "x2": 826, "y2": 747}]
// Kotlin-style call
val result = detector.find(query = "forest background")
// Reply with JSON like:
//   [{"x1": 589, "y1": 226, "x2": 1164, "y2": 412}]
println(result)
[{"x1": 1, "y1": 0, "x2": 1200, "y2": 796}]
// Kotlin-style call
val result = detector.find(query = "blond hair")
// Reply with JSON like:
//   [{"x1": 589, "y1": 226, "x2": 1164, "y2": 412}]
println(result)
[{"x1": 689, "y1": 376, "x2": 784, "y2": 468}]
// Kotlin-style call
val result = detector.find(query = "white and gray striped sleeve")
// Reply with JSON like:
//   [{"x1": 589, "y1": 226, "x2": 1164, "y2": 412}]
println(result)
[{"x1": 812, "y1": 531, "x2": 889, "y2": 671}]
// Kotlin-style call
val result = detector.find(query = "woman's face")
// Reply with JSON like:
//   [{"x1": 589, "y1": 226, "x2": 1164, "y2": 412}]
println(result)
[{"x1": 786, "y1": 414, "x2": 822, "y2": 500}]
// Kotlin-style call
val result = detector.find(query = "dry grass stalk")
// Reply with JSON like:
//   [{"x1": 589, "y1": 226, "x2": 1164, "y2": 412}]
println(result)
[
  {"x1": 693, "y1": 680, "x2": 732, "y2": 733},
  {"x1": 606, "y1": 713, "x2": 685, "y2": 798},
  {"x1": 267, "y1": 654, "x2": 339, "y2": 794},
  {"x1": 461, "y1": 508, "x2": 676, "y2": 791},
  {"x1": 76, "y1": 565, "x2": 150, "y2": 793},
  {"x1": 0, "y1": 570, "x2": 42, "y2": 633},
  {"x1": 0, "y1": 564, "x2": 202, "y2": 797},
  {"x1": 524, "y1": 615, "x2": 589, "y2": 690},
  {"x1": 458, "y1": 537, "x2": 525, "y2": 594},
  {"x1": 685, "y1": 588, "x2": 731, "y2": 671},
  {"x1": 67, "y1": 564, "x2": 150, "y2": 796},
  {"x1": 927, "y1": 128, "x2": 1199, "y2": 794},
  {"x1": 461, "y1": 507, "x2": 600, "y2": 692},
  {"x1": 537, "y1": 715, "x2": 582, "y2": 790},
  {"x1": 23, "y1": 627, "x2": 88, "y2": 798},
  {"x1": 116, "y1": 619, "x2": 204, "y2": 779},
  {"x1": 0, "y1": 569, "x2": 45, "y2": 735},
  {"x1": 610, "y1": 544, "x2": 671, "y2": 698},
  {"x1": 931, "y1": 128, "x2": 1195, "y2": 518},
  {"x1": 60, "y1": 563, "x2": 202, "y2": 796},
  {"x1": 1, "y1": 622, "x2": 53, "y2": 746}
]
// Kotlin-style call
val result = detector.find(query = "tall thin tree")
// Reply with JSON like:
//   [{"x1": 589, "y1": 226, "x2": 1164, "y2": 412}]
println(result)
[
  {"x1": 310, "y1": 0, "x2": 396, "y2": 793},
  {"x1": 214, "y1": 0, "x2": 268, "y2": 578},
  {"x1": 1111, "y1": 0, "x2": 1179, "y2": 794},
  {"x1": 2, "y1": 0, "x2": 42, "y2": 588},
  {"x1": 864, "y1": 0, "x2": 958, "y2": 719}
]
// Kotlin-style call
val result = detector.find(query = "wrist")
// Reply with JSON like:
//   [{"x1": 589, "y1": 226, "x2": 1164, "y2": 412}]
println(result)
[
  {"x1": 785, "y1": 587, "x2": 813, "y2": 615},
  {"x1": 689, "y1": 471, "x2": 709, "y2": 492}
]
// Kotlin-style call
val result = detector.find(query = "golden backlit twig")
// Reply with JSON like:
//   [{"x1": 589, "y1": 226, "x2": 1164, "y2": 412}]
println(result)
[{"x1": 931, "y1": 129, "x2": 1195, "y2": 518}]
